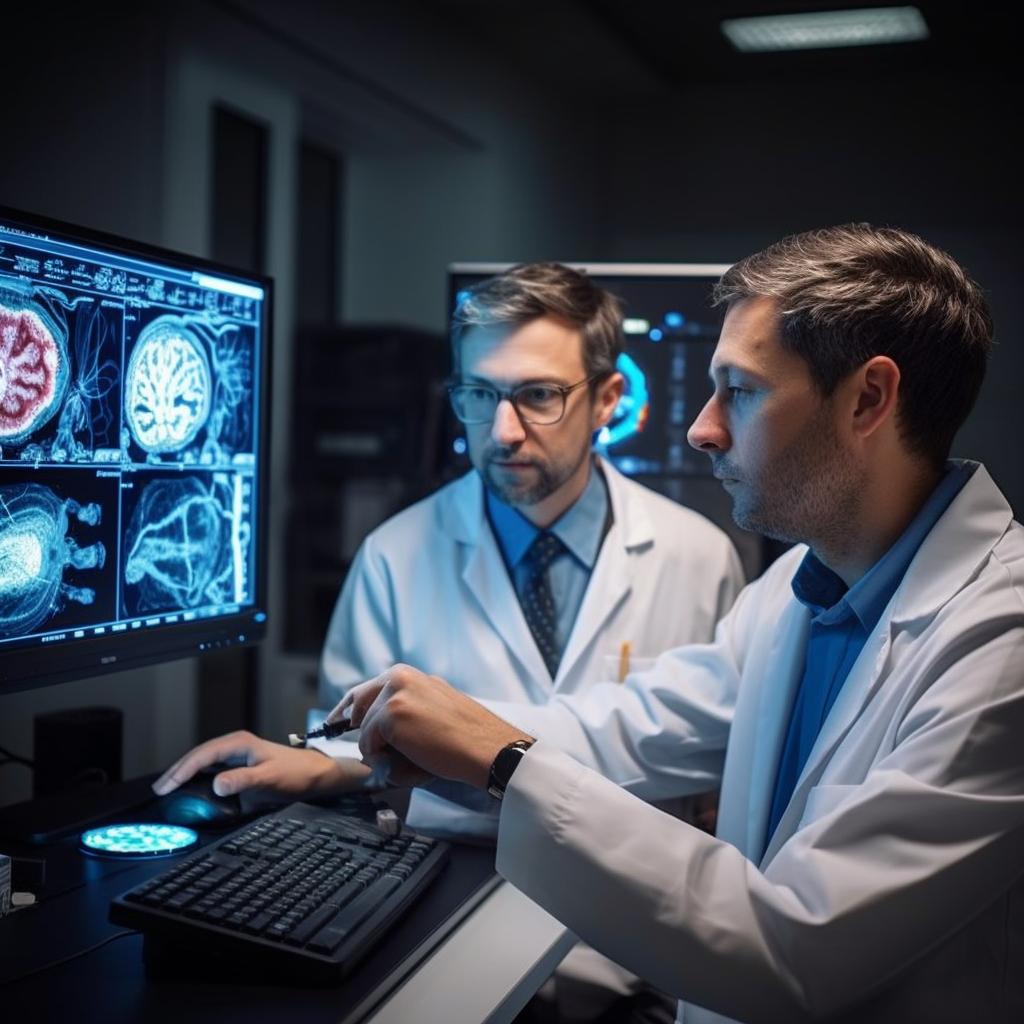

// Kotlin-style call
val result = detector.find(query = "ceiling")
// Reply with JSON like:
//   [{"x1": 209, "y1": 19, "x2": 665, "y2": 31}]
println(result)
[{"x1": 430, "y1": 1, "x2": 1021, "y2": 98}]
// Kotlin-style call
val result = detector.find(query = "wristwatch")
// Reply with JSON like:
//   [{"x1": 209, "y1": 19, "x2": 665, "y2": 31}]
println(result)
[{"x1": 487, "y1": 739, "x2": 535, "y2": 800}]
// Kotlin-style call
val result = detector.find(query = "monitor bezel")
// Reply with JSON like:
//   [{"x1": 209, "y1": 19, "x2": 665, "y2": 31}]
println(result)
[{"x1": 0, "y1": 204, "x2": 274, "y2": 694}]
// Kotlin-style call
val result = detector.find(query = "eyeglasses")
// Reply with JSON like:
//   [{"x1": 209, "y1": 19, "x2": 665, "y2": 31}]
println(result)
[{"x1": 447, "y1": 375, "x2": 601, "y2": 425}]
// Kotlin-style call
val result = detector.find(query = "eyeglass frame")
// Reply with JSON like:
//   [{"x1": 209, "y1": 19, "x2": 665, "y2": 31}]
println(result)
[{"x1": 446, "y1": 373, "x2": 607, "y2": 426}]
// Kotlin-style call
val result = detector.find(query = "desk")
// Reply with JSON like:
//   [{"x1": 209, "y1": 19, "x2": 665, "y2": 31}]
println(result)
[
  {"x1": 0, "y1": 796, "x2": 576, "y2": 1023},
  {"x1": 367, "y1": 880, "x2": 575, "y2": 1024}
]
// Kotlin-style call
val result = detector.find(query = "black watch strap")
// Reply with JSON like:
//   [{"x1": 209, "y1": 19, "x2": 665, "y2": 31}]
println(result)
[{"x1": 487, "y1": 739, "x2": 535, "y2": 800}]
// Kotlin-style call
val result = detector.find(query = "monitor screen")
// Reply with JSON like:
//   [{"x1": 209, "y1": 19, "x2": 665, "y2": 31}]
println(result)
[
  {"x1": 0, "y1": 207, "x2": 272, "y2": 693},
  {"x1": 446, "y1": 263, "x2": 765, "y2": 579}
]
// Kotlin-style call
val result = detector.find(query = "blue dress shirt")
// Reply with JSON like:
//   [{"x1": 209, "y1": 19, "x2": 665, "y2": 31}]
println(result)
[
  {"x1": 486, "y1": 463, "x2": 610, "y2": 675},
  {"x1": 765, "y1": 461, "x2": 975, "y2": 850}
]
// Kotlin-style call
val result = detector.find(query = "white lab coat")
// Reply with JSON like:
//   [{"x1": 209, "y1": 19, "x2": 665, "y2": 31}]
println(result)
[
  {"x1": 490, "y1": 462, "x2": 1024, "y2": 1023},
  {"x1": 319, "y1": 457, "x2": 744, "y2": 836}
]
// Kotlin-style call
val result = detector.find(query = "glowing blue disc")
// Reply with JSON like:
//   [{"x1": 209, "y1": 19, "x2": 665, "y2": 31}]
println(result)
[{"x1": 80, "y1": 822, "x2": 199, "y2": 858}]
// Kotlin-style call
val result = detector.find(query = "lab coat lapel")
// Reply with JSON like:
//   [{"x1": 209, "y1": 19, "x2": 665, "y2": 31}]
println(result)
[
  {"x1": 446, "y1": 474, "x2": 553, "y2": 701},
  {"x1": 743, "y1": 599, "x2": 810, "y2": 861},
  {"x1": 554, "y1": 460, "x2": 645, "y2": 690},
  {"x1": 758, "y1": 462, "x2": 1007, "y2": 864},
  {"x1": 760, "y1": 624, "x2": 891, "y2": 866},
  {"x1": 554, "y1": 521, "x2": 632, "y2": 688},
  {"x1": 460, "y1": 540, "x2": 552, "y2": 697}
]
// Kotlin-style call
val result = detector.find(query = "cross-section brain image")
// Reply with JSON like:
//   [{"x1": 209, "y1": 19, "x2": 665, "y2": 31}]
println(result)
[
  {"x1": 0, "y1": 482, "x2": 106, "y2": 638},
  {"x1": 125, "y1": 317, "x2": 212, "y2": 453},
  {"x1": 123, "y1": 474, "x2": 248, "y2": 614},
  {"x1": 0, "y1": 300, "x2": 69, "y2": 446}
]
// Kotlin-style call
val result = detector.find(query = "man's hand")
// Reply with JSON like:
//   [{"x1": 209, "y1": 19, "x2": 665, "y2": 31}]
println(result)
[
  {"x1": 152, "y1": 730, "x2": 373, "y2": 799},
  {"x1": 328, "y1": 664, "x2": 532, "y2": 789}
]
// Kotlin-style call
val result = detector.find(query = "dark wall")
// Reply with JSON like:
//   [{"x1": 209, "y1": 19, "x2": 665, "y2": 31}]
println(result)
[
  {"x1": 4, "y1": 10, "x2": 165, "y2": 243},
  {"x1": 597, "y1": 64, "x2": 1023, "y2": 512}
]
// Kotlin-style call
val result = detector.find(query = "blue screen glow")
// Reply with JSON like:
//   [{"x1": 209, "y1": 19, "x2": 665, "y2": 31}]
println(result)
[
  {"x1": 0, "y1": 215, "x2": 266, "y2": 655},
  {"x1": 81, "y1": 822, "x2": 198, "y2": 857}
]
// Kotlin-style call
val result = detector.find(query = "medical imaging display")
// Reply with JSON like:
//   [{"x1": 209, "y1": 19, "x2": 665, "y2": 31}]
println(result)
[
  {"x1": 0, "y1": 478, "x2": 112, "y2": 637},
  {"x1": 0, "y1": 214, "x2": 266, "y2": 651},
  {"x1": 121, "y1": 471, "x2": 252, "y2": 616}
]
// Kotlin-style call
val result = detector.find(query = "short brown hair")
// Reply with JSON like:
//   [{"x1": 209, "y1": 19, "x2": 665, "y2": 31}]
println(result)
[
  {"x1": 713, "y1": 224, "x2": 993, "y2": 468},
  {"x1": 451, "y1": 262, "x2": 624, "y2": 382}
]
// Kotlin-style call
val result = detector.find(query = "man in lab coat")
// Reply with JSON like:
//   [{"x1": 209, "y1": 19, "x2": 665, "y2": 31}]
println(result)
[
  {"x1": 316, "y1": 261, "x2": 743, "y2": 842},
  {"x1": 153, "y1": 228, "x2": 1024, "y2": 1019},
  {"x1": 325, "y1": 225, "x2": 1024, "y2": 1022},
  {"x1": 157, "y1": 261, "x2": 743, "y2": 1021}
]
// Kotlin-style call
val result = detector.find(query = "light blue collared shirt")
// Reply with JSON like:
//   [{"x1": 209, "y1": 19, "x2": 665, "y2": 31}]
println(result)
[
  {"x1": 486, "y1": 463, "x2": 610, "y2": 676},
  {"x1": 765, "y1": 460, "x2": 975, "y2": 849}
]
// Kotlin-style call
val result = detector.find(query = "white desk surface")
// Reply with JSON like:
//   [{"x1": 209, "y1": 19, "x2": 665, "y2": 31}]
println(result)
[{"x1": 365, "y1": 878, "x2": 577, "y2": 1024}]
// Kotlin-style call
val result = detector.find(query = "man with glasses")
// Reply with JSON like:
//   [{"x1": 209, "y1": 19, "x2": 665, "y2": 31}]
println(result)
[
  {"x1": 316, "y1": 261, "x2": 743, "y2": 839},
  {"x1": 157, "y1": 262, "x2": 742, "y2": 1023}
]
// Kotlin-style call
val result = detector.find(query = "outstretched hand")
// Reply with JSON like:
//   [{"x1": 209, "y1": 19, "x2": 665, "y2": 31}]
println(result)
[
  {"x1": 327, "y1": 664, "x2": 532, "y2": 789},
  {"x1": 152, "y1": 729, "x2": 372, "y2": 800}
]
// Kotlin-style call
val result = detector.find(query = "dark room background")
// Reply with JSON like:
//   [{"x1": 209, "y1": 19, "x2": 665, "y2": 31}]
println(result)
[{"x1": 1, "y1": 0, "x2": 1020, "y2": 806}]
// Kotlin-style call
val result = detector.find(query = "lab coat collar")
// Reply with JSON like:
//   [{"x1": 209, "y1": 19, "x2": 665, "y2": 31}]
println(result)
[
  {"x1": 759, "y1": 461, "x2": 1012, "y2": 866},
  {"x1": 437, "y1": 457, "x2": 655, "y2": 552},
  {"x1": 886, "y1": 461, "x2": 1012, "y2": 626},
  {"x1": 437, "y1": 459, "x2": 655, "y2": 693}
]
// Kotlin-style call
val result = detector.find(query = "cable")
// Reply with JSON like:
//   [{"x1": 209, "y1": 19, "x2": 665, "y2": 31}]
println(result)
[
  {"x1": 1, "y1": 929, "x2": 138, "y2": 987},
  {"x1": 0, "y1": 745, "x2": 33, "y2": 768}
]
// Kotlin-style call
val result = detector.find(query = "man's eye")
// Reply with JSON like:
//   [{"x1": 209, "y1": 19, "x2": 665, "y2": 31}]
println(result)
[
  {"x1": 466, "y1": 386, "x2": 495, "y2": 401},
  {"x1": 520, "y1": 385, "x2": 559, "y2": 404}
]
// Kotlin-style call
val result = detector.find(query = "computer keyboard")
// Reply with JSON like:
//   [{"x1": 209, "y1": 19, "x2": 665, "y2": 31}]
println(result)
[{"x1": 109, "y1": 801, "x2": 449, "y2": 981}]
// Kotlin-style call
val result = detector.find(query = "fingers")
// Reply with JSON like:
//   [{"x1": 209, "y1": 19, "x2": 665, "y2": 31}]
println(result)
[
  {"x1": 329, "y1": 665, "x2": 413, "y2": 727},
  {"x1": 358, "y1": 684, "x2": 397, "y2": 761},
  {"x1": 324, "y1": 694, "x2": 354, "y2": 727},
  {"x1": 211, "y1": 762, "x2": 271, "y2": 797},
  {"x1": 379, "y1": 750, "x2": 433, "y2": 789},
  {"x1": 152, "y1": 731, "x2": 260, "y2": 795}
]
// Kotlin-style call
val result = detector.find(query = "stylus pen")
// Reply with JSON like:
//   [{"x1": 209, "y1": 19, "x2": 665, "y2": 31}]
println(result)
[{"x1": 287, "y1": 718, "x2": 356, "y2": 748}]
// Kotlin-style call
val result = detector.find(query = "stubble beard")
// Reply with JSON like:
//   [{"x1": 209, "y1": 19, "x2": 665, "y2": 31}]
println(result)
[
  {"x1": 729, "y1": 412, "x2": 862, "y2": 551},
  {"x1": 481, "y1": 441, "x2": 591, "y2": 508}
]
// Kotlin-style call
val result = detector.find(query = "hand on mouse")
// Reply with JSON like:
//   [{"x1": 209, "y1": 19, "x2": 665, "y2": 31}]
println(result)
[{"x1": 152, "y1": 730, "x2": 374, "y2": 800}]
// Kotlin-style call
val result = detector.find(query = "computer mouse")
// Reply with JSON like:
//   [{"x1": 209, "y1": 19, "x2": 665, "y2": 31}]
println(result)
[{"x1": 158, "y1": 765, "x2": 243, "y2": 829}]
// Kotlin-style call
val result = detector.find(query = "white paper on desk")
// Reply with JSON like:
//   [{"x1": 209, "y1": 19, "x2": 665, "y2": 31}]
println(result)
[{"x1": 306, "y1": 734, "x2": 362, "y2": 760}]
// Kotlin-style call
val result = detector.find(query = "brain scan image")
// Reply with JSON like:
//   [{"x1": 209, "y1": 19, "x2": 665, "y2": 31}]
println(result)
[
  {"x1": 125, "y1": 317, "x2": 212, "y2": 455},
  {"x1": 122, "y1": 473, "x2": 250, "y2": 615},
  {"x1": 0, "y1": 289, "x2": 70, "y2": 448},
  {"x1": 50, "y1": 301, "x2": 119, "y2": 461},
  {"x1": 124, "y1": 315, "x2": 253, "y2": 464},
  {"x1": 0, "y1": 482, "x2": 106, "y2": 638}
]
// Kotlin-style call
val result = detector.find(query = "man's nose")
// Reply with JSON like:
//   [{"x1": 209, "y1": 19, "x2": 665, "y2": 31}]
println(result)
[
  {"x1": 491, "y1": 397, "x2": 527, "y2": 445},
  {"x1": 687, "y1": 393, "x2": 731, "y2": 454}
]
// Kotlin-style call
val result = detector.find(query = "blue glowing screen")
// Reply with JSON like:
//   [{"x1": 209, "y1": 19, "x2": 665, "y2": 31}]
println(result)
[
  {"x1": 81, "y1": 822, "x2": 198, "y2": 857},
  {"x1": 0, "y1": 214, "x2": 266, "y2": 653}
]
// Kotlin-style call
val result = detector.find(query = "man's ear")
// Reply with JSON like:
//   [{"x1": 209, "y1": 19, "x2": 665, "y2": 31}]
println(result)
[
  {"x1": 593, "y1": 372, "x2": 624, "y2": 429},
  {"x1": 850, "y1": 356, "x2": 900, "y2": 440}
]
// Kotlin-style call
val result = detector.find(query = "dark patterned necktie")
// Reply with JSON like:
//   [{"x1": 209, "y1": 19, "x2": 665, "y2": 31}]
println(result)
[{"x1": 522, "y1": 531, "x2": 565, "y2": 678}]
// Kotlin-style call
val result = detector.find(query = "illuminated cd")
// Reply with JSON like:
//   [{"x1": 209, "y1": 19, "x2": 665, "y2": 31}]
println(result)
[{"x1": 80, "y1": 822, "x2": 199, "y2": 858}]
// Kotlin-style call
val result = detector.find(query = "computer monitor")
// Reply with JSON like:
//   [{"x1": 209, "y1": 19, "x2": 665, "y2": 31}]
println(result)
[
  {"x1": 0, "y1": 207, "x2": 272, "y2": 694},
  {"x1": 447, "y1": 263, "x2": 765, "y2": 578}
]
